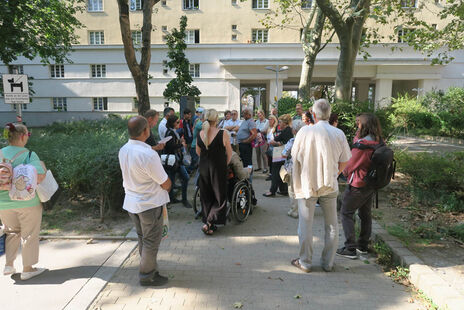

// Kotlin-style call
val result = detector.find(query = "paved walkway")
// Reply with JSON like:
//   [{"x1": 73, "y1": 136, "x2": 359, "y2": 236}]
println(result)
[
  {"x1": 392, "y1": 135, "x2": 464, "y2": 153},
  {"x1": 91, "y1": 179, "x2": 418, "y2": 310}
]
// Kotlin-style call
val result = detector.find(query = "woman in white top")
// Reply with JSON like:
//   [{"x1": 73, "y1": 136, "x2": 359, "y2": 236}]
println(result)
[
  {"x1": 265, "y1": 114, "x2": 278, "y2": 178},
  {"x1": 254, "y1": 110, "x2": 269, "y2": 173}
]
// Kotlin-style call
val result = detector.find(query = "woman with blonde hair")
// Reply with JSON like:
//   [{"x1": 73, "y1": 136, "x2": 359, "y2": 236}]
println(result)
[
  {"x1": 0, "y1": 123, "x2": 47, "y2": 280},
  {"x1": 263, "y1": 114, "x2": 294, "y2": 197},
  {"x1": 254, "y1": 110, "x2": 269, "y2": 173},
  {"x1": 196, "y1": 109, "x2": 232, "y2": 235}
]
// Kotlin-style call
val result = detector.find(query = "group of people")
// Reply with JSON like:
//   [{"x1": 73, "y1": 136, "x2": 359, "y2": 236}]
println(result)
[
  {"x1": 119, "y1": 98, "x2": 384, "y2": 285},
  {"x1": 0, "y1": 98, "x2": 383, "y2": 287}
]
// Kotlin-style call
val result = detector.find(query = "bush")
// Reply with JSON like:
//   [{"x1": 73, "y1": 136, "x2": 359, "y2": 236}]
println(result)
[
  {"x1": 277, "y1": 97, "x2": 300, "y2": 116},
  {"x1": 26, "y1": 118, "x2": 128, "y2": 217},
  {"x1": 395, "y1": 151, "x2": 464, "y2": 213}
]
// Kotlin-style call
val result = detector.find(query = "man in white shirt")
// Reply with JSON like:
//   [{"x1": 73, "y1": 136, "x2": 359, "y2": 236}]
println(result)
[
  {"x1": 223, "y1": 109, "x2": 241, "y2": 153},
  {"x1": 290, "y1": 99, "x2": 351, "y2": 273},
  {"x1": 119, "y1": 116, "x2": 172, "y2": 286},
  {"x1": 158, "y1": 107, "x2": 174, "y2": 139}
]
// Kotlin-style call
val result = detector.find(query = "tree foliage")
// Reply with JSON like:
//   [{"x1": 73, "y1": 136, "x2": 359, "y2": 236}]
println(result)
[
  {"x1": 163, "y1": 16, "x2": 201, "y2": 103},
  {"x1": 0, "y1": 0, "x2": 84, "y2": 65}
]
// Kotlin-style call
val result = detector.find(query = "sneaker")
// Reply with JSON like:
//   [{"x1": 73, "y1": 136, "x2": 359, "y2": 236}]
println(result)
[
  {"x1": 263, "y1": 169, "x2": 268, "y2": 174},
  {"x1": 336, "y1": 247, "x2": 357, "y2": 259},
  {"x1": 291, "y1": 258, "x2": 311, "y2": 273},
  {"x1": 140, "y1": 271, "x2": 168, "y2": 287},
  {"x1": 356, "y1": 247, "x2": 368, "y2": 255},
  {"x1": 254, "y1": 168, "x2": 261, "y2": 172},
  {"x1": 182, "y1": 200, "x2": 192, "y2": 209},
  {"x1": 265, "y1": 176, "x2": 271, "y2": 181},
  {"x1": 3, "y1": 266, "x2": 16, "y2": 276},
  {"x1": 21, "y1": 268, "x2": 47, "y2": 280},
  {"x1": 287, "y1": 210, "x2": 298, "y2": 219}
]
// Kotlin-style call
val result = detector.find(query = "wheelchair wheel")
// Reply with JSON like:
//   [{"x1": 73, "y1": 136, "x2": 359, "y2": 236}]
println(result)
[
  {"x1": 231, "y1": 180, "x2": 252, "y2": 223},
  {"x1": 193, "y1": 186, "x2": 201, "y2": 216}
]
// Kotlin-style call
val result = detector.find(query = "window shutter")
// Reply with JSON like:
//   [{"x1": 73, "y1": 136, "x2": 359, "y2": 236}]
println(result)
[{"x1": 195, "y1": 30, "x2": 200, "y2": 43}]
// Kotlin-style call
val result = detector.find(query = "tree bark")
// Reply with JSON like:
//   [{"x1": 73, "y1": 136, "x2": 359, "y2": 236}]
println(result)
[
  {"x1": 298, "y1": 8, "x2": 325, "y2": 101},
  {"x1": 117, "y1": 0, "x2": 158, "y2": 115}
]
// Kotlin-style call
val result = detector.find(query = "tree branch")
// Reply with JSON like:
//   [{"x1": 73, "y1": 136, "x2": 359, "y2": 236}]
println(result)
[
  {"x1": 117, "y1": 0, "x2": 141, "y2": 77},
  {"x1": 140, "y1": 0, "x2": 159, "y2": 73},
  {"x1": 315, "y1": 0, "x2": 346, "y2": 37}
]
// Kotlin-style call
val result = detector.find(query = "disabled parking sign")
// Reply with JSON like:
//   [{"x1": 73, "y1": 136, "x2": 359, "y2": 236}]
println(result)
[{"x1": 2, "y1": 74, "x2": 30, "y2": 104}]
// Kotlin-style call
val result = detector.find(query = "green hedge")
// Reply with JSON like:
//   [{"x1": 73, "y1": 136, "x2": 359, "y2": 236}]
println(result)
[
  {"x1": 395, "y1": 151, "x2": 464, "y2": 213},
  {"x1": 26, "y1": 118, "x2": 128, "y2": 217}
]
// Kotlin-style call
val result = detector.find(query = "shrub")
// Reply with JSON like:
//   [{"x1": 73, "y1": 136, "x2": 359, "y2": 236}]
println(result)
[
  {"x1": 26, "y1": 119, "x2": 128, "y2": 218},
  {"x1": 277, "y1": 97, "x2": 300, "y2": 116},
  {"x1": 395, "y1": 151, "x2": 464, "y2": 213}
]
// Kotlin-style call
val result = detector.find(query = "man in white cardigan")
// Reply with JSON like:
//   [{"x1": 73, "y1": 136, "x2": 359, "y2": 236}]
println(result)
[{"x1": 290, "y1": 99, "x2": 351, "y2": 272}]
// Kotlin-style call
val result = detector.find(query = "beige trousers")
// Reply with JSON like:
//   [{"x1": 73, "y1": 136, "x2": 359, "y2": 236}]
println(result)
[{"x1": 0, "y1": 204, "x2": 42, "y2": 267}]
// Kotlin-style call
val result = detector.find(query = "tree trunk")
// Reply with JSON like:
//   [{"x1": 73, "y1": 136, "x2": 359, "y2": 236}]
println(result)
[
  {"x1": 134, "y1": 74, "x2": 150, "y2": 115},
  {"x1": 298, "y1": 9, "x2": 325, "y2": 101},
  {"x1": 335, "y1": 39, "x2": 355, "y2": 102}
]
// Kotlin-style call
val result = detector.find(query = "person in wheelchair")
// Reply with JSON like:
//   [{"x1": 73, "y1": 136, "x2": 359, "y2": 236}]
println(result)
[{"x1": 227, "y1": 151, "x2": 258, "y2": 211}]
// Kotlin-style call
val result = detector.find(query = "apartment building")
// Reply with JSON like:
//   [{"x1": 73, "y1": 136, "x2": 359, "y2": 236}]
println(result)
[{"x1": 1, "y1": 0, "x2": 462, "y2": 126}]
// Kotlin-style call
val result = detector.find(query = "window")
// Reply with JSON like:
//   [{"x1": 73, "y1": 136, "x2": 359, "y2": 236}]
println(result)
[
  {"x1": 252, "y1": 29, "x2": 268, "y2": 43},
  {"x1": 163, "y1": 60, "x2": 168, "y2": 74},
  {"x1": 8, "y1": 65, "x2": 24, "y2": 74},
  {"x1": 130, "y1": 0, "x2": 143, "y2": 11},
  {"x1": 232, "y1": 24, "x2": 237, "y2": 30},
  {"x1": 91, "y1": 64, "x2": 106, "y2": 78},
  {"x1": 89, "y1": 31, "x2": 104, "y2": 44},
  {"x1": 301, "y1": 0, "x2": 312, "y2": 8},
  {"x1": 13, "y1": 104, "x2": 27, "y2": 111},
  {"x1": 232, "y1": 34, "x2": 237, "y2": 41},
  {"x1": 183, "y1": 0, "x2": 199, "y2": 10},
  {"x1": 232, "y1": 0, "x2": 237, "y2": 5},
  {"x1": 189, "y1": 64, "x2": 200, "y2": 78},
  {"x1": 162, "y1": 35, "x2": 168, "y2": 41},
  {"x1": 132, "y1": 31, "x2": 142, "y2": 45},
  {"x1": 162, "y1": 25, "x2": 168, "y2": 31},
  {"x1": 93, "y1": 97, "x2": 108, "y2": 111},
  {"x1": 397, "y1": 28, "x2": 413, "y2": 43},
  {"x1": 53, "y1": 98, "x2": 67, "y2": 111},
  {"x1": 88, "y1": 0, "x2": 103, "y2": 11},
  {"x1": 252, "y1": 0, "x2": 268, "y2": 9},
  {"x1": 50, "y1": 65, "x2": 64, "y2": 78},
  {"x1": 161, "y1": 0, "x2": 167, "y2": 5},
  {"x1": 185, "y1": 30, "x2": 200, "y2": 44},
  {"x1": 400, "y1": 0, "x2": 417, "y2": 8}
]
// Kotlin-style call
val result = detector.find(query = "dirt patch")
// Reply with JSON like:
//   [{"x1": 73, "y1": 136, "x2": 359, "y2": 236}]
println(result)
[{"x1": 41, "y1": 192, "x2": 132, "y2": 237}]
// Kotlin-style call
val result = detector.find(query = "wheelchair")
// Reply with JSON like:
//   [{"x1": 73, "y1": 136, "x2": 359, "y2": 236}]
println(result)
[{"x1": 192, "y1": 169, "x2": 256, "y2": 223}]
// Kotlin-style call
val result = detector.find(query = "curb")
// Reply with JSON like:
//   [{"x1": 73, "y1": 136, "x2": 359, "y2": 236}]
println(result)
[
  {"x1": 372, "y1": 220, "x2": 464, "y2": 310},
  {"x1": 62, "y1": 229, "x2": 138, "y2": 310}
]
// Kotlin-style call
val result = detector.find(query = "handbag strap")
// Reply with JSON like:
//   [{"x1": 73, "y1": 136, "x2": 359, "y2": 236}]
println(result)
[{"x1": 2, "y1": 149, "x2": 28, "y2": 164}]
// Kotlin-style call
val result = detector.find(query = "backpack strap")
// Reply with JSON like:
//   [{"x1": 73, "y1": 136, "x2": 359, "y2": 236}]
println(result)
[{"x1": 9, "y1": 149, "x2": 28, "y2": 163}]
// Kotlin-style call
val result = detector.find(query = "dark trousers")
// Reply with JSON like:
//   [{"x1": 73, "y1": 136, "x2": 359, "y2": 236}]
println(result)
[
  {"x1": 340, "y1": 185, "x2": 375, "y2": 251},
  {"x1": 270, "y1": 160, "x2": 287, "y2": 194},
  {"x1": 168, "y1": 165, "x2": 189, "y2": 201},
  {"x1": 239, "y1": 143, "x2": 253, "y2": 167},
  {"x1": 128, "y1": 207, "x2": 163, "y2": 278}
]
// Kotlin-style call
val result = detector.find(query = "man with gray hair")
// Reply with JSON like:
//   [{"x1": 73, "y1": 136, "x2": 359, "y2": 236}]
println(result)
[
  {"x1": 237, "y1": 107, "x2": 257, "y2": 167},
  {"x1": 119, "y1": 116, "x2": 172, "y2": 286},
  {"x1": 290, "y1": 99, "x2": 351, "y2": 272}
]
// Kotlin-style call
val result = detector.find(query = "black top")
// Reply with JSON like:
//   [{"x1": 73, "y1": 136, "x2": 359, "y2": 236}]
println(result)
[
  {"x1": 145, "y1": 130, "x2": 157, "y2": 147},
  {"x1": 274, "y1": 126, "x2": 293, "y2": 144},
  {"x1": 164, "y1": 128, "x2": 183, "y2": 160}
]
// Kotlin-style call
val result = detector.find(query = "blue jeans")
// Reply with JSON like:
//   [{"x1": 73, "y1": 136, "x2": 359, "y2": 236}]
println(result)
[
  {"x1": 168, "y1": 165, "x2": 190, "y2": 201},
  {"x1": 188, "y1": 147, "x2": 199, "y2": 172}
]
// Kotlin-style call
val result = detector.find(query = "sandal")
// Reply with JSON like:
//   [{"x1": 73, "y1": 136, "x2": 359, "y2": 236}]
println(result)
[{"x1": 201, "y1": 224, "x2": 213, "y2": 235}]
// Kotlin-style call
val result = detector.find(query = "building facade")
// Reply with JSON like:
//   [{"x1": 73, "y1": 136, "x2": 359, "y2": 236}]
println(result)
[{"x1": 1, "y1": 0, "x2": 462, "y2": 126}]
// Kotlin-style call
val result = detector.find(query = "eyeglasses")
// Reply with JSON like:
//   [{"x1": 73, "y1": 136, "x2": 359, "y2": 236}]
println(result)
[{"x1": 23, "y1": 132, "x2": 31, "y2": 137}]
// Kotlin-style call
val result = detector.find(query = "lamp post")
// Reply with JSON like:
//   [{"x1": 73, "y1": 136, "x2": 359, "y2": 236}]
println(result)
[{"x1": 265, "y1": 65, "x2": 289, "y2": 112}]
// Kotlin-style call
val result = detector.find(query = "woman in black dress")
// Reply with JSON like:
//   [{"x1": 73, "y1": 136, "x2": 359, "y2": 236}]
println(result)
[{"x1": 196, "y1": 109, "x2": 232, "y2": 235}]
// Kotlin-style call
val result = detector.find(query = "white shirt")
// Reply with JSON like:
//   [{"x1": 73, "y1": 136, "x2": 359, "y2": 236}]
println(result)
[
  {"x1": 291, "y1": 121, "x2": 351, "y2": 199},
  {"x1": 119, "y1": 139, "x2": 170, "y2": 214},
  {"x1": 158, "y1": 118, "x2": 168, "y2": 139},
  {"x1": 223, "y1": 119, "x2": 242, "y2": 145}
]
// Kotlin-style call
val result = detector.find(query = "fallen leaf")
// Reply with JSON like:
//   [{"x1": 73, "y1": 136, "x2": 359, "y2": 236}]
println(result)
[
  {"x1": 235, "y1": 262, "x2": 241, "y2": 266},
  {"x1": 233, "y1": 302, "x2": 243, "y2": 309},
  {"x1": 86, "y1": 238, "x2": 95, "y2": 244},
  {"x1": 168, "y1": 274, "x2": 175, "y2": 279},
  {"x1": 294, "y1": 294, "x2": 302, "y2": 299},
  {"x1": 407, "y1": 297, "x2": 414, "y2": 303},
  {"x1": 363, "y1": 260, "x2": 370, "y2": 264}
]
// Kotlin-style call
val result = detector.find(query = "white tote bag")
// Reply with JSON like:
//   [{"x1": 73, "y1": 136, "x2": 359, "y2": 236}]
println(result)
[{"x1": 36, "y1": 169, "x2": 59, "y2": 203}]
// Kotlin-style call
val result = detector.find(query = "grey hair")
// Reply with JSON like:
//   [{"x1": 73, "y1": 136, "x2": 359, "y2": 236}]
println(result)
[
  {"x1": 292, "y1": 119, "x2": 305, "y2": 133},
  {"x1": 242, "y1": 107, "x2": 253, "y2": 115},
  {"x1": 313, "y1": 99, "x2": 331, "y2": 121}
]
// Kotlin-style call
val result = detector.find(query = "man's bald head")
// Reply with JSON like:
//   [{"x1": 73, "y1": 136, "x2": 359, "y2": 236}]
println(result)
[{"x1": 128, "y1": 116, "x2": 148, "y2": 138}]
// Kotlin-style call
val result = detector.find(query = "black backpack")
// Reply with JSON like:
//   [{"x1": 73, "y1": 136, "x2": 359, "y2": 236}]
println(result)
[{"x1": 352, "y1": 139, "x2": 396, "y2": 190}]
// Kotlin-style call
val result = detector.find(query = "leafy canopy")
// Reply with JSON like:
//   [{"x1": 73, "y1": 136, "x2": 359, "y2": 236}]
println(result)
[
  {"x1": 163, "y1": 16, "x2": 201, "y2": 103},
  {"x1": 0, "y1": 0, "x2": 84, "y2": 64}
]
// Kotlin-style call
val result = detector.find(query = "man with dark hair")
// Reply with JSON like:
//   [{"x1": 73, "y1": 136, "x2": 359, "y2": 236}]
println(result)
[
  {"x1": 158, "y1": 107, "x2": 175, "y2": 139},
  {"x1": 143, "y1": 109, "x2": 165, "y2": 151},
  {"x1": 119, "y1": 116, "x2": 172, "y2": 286},
  {"x1": 179, "y1": 108, "x2": 193, "y2": 149}
]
